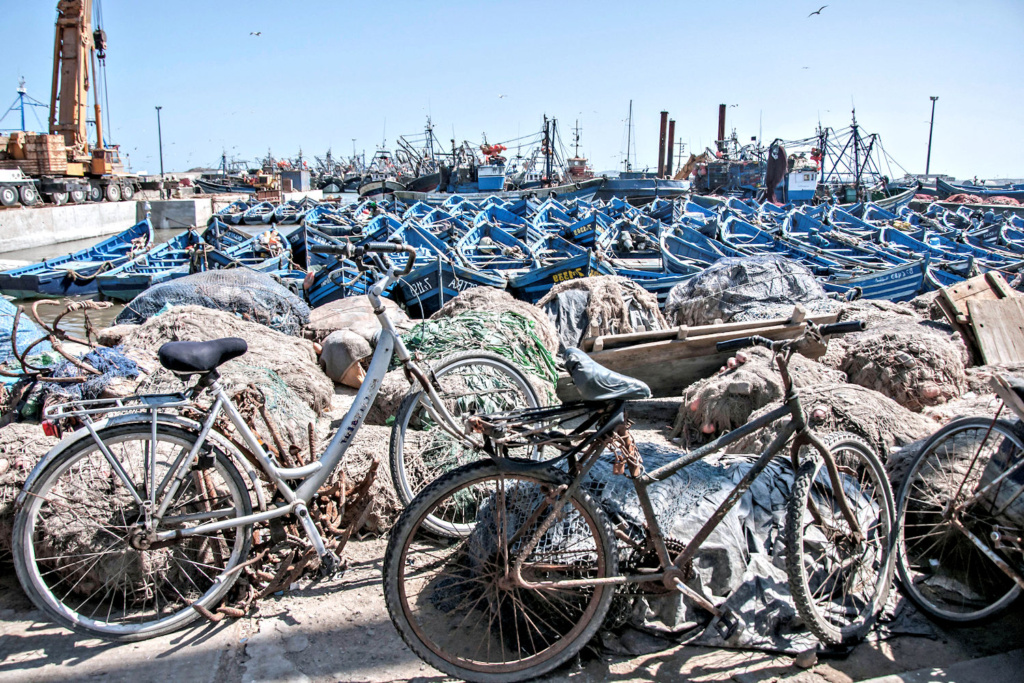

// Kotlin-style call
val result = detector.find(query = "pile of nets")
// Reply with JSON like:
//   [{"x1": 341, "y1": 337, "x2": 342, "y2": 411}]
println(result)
[
  {"x1": 0, "y1": 423, "x2": 58, "y2": 557},
  {"x1": 0, "y1": 299, "x2": 51, "y2": 364},
  {"x1": 396, "y1": 311, "x2": 556, "y2": 386},
  {"x1": 432, "y1": 286, "x2": 560, "y2": 356},
  {"x1": 34, "y1": 346, "x2": 141, "y2": 406},
  {"x1": 727, "y1": 383, "x2": 936, "y2": 461},
  {"x1": 105, "y1": 305, "x2": 331, "y2": 451},
  {"x1": 665, "y1": 256, "x2": 831, "y2": 327},
  {"x1": 116, "y1": 270, "x2": 311, "y2": 336},
  {"x1": 671, "y1": 347, "x2": 846, "y2": 445},
  {"x1": 840, "y1": 329, "x2": 967, "y2": 410},
  {"x1": 538, "y1": 276, "x2": 665, "y2": 351},
  {"x1": 368, "y1": 311, "x2": 557, "y2": 424}
]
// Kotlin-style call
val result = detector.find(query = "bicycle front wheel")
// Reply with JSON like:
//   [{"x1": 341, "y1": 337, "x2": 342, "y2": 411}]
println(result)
[
  {"x1": 383, "y1": 460, "x2": 617, "y2": 682},
  {"x1": 787, "y1": 432, "x2": 895, "y2": 645},
  {"x1": 13, "y1": 423, "x2": 253, "y2": 640},
  {"x1": 390, "y1": 351, "x2": 542, "y2": 530},
  {"x1": 896, "y1": 417, "x2": 1024, "y2": 624}
]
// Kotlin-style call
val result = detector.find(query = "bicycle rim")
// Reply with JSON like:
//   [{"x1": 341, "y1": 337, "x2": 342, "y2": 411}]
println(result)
[
  {"x1": 787, "y1": 433, "x2": 895, "y2": 645},
  {"x1": 391, "y1": 353, "x2": 540, "y2": 535},
  {"x1": 897, "y1": 418, "x2": 1023, "y2": 623},
  {"x1": 385, "y1": 462, "x2": 616, "y2": 682},
  {"x1": 14, "y1": 425, "x2": 252, "y2": 640}
]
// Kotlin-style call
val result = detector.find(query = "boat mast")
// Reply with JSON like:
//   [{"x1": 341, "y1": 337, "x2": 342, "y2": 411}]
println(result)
[
  {"x1": 573, "y1": 119, "x2": 581, "y2": 157},
  {"x1": 625, "y1": 99, "x2": 633, "y2": 172},
  {"x1": 851, "y1": 108, "x2": 861, "y2": 200},
  {"x1": 543, "y1": 115, "x2": 551, "y2": 185}
]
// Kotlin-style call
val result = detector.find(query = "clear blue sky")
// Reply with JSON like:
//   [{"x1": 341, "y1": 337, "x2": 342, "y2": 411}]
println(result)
[{"x1": 1, "y1": 0, "x2": 1021, "y2": 179}]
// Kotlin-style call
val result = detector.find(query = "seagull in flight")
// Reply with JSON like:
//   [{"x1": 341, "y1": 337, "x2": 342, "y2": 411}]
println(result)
[
  {"x1": 729, "y1": 104, "x2": 739, "y2": 108},
  {"x1": 250, "y1": 31, "x2": 262, "y2": 36},
  {"x1": 802, "y1": 66, "x2": 810, "y2": 69},
  {"x1": 497, "y1": 94, "x2": 507, "y2": 99},
  {"x1": 808, "y1": 5, "x2": 827, "y2": 17}
]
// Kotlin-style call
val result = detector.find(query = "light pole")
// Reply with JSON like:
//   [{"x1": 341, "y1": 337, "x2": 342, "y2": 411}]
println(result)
[
  {"x1": 153, "y1": 104, "x2": 163, "y2": 178},
  {"x1": 925, "y1": 96, "x2": 938, "y2": 175}
]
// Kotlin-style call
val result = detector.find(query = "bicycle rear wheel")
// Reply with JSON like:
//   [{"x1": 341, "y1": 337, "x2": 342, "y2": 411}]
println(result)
[
  {"x1": 896, "y1": 417, "x2": 1024, "y2": 624},
  {"x1": 13, "y1": 423, "x2": 252, "y2": 640},
  {"x1": 383, "y1": 460, "x2": 617, "y2": 682},
  {"x1": 786, "y1": 432, "x2": 895, "y2": 645},
  {"x1": 390, "y1": 351, "x2": 541, "y2": 534}
]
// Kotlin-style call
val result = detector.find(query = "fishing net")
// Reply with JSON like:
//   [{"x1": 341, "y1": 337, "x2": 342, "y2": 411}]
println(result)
[
  {"x1": 367, "y1": 311, "x2": 558, "y2": 425},
  {"x1": 0, "y1": 299, "x2": 52, "y2": 364},
  {"x1": 671, "y1": 347, "x2": 846, "y2": 446},
  {"x1": 538, "y1": 276, "x2": 666, "y2": 352},
  {"x1": 664, "y1": 256, "x2": 828, "y2": 327},
  {"x1": 431, "y1": 286, "x2": 560, "y2": 356},
  {"x1": 116, "y1": 269, "x2": 311, "y2": 337},
  {"x1": 111, "y1": 305, "x2": 331, "y2": 451},
  {"x1": 727, "y1": 383, "x2": 935, "y2": 462},
  {"x1": 35, "y1": 346, "x2": 142, "y2": 404},
  {"x1": 0, "y1": 423, "x2": 59, "y2": 558},
  {"x1": 841, "y1": 329, "x2": 967, "y2": 411}
]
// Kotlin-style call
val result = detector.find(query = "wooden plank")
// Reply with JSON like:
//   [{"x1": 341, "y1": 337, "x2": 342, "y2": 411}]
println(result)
[
  {"x1": 582, "y1": 309, "x2": 831, "y2": 352},
  {"x1": 968, "y1": 299, "x2": 1024, "y2": 365},
  {"x1": 985, "y1": 272, "x2": 1018, "y2": 299},
  {"x1": 940, "y1": 272, "x2": 1002, "y2": 321},
  {"x1": 562, "y1": 313, "x2": 838, "y2": 399}
]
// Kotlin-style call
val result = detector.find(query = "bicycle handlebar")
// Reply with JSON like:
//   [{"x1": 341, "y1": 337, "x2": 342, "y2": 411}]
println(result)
[
  {"x1": 309, "y1": 242, "x2": 418, "y2": 276},
  {"x1": 714, "y1": 320, "x2": 866, "y2": 354}
]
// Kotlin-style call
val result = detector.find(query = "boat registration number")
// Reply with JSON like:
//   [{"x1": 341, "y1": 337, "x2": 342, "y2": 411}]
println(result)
[{"x1": 552, "y1": 267, "x2": 585, "y2": 284}]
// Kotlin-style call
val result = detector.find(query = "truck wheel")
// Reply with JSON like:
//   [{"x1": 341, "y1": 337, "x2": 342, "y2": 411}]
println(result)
[
  {"x1": 104, "y1": 183, "x2": 121, "y2": 202},
  {"x1": 50, "y1": 192, "x2": 69, "y2": 206},
  {"x1": 70, "y1": 189, "x2": 86, "y2": 204},
  {"x1": 120, "y1": 183, "x2": 135, "y2": 200},
  {"x1": 19, "y1": 185, "x2": 39, "y2": 206},
  {"x1": 0, "y1": 186, "x2": 17, "y2": 206},
  {"x1": 88, "y1": 184, "x2": 103, "y2": 202}
]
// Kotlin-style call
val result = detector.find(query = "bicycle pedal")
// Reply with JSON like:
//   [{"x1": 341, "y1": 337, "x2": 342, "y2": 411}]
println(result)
[
  {"x1": 714, "y1": 609, "x2": 741, "y2": 642},
  {"x1": 318, "y1": 551, "x2": 345, "y2": 579}
]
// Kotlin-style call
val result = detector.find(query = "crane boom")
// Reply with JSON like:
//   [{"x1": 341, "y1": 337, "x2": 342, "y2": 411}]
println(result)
[{"x1": 49, "y1": 0, "x2": 94, "y2": 159}]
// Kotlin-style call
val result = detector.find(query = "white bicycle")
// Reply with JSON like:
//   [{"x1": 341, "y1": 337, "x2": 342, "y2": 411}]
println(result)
[{"x1": 12, "y1": 241, "x2": 538, "y2": 640}]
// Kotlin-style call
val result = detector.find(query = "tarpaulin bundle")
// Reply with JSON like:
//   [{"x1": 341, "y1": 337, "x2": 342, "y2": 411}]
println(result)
[
  {"x1": 116, "y1": 269, "x2": 311, "y2": 336},
  {"x1": 40, "y1": 346, "x2": 141, "y2": 403},
  {"x1": 396, "y1": 311, "x2": 557, "y2": 387}
]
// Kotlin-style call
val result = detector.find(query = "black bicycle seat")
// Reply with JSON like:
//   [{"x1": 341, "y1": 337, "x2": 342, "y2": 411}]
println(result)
[
  {"x1": 158, "y1": 338, "x2": 248, "y2": 374},
  {"x1": 564, "y1": 348, "x2": 651, "y2": 402}
]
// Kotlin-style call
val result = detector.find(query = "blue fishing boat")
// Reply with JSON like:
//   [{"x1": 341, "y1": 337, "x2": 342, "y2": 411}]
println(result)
[
  {"x1": 0, "y1": 218, "x2": 154, "y2": 299},
  {"x1": 455, "y1": 223, "x2": 535, "y2": 271},
  {"x1": 274, "y1": 200, "x2": 308, "y2": 225},
  {"x1": 660, "y1": 233, "x2": 725, "y2": 275},
  {"x1": 216, "y1": 200, "x2": 250, "y2": 225},
  {"x1": 508, "y1": 235, "x2": 614, "y2": 303},
  {"x1": 96, "y1": 228, "x2": 207, "y2": 302},
  {"x1": 820, "y1": 259, "x2": 926, "y2": 302},
  {"x1": 395, "y1": 225, "x2": 507, "y2": 317},
  {"x1": 243, "y1": 201, "x2": 276, "y2": 225}
]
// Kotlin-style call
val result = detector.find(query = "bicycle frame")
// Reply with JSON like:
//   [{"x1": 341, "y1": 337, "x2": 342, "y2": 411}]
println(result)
[
  {"x1": 49, "y1": 261, "x2": 483, "y2": 560},
  {"x1": 506, "y1": 350, "x2": 863, "y2": 596}
]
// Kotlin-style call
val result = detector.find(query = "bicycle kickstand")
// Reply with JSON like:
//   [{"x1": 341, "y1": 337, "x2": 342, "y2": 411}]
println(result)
[{"x1": 294, "y1": 502, "x2": 343, "y2": 579}]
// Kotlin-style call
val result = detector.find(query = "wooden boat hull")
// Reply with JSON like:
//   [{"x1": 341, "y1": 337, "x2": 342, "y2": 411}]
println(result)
[
  {"x1": 0, "y1": 219, "x2": 153, "y2": 299},
  {"x1": 508, "y1": 252, "x2": 615, "y2": 304},
  {"x1": 397, "y1": 260, "x2": 507, "y2": 317}
]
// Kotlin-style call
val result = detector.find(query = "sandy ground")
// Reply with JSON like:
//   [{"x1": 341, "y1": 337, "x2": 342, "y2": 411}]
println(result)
[{"x1": 1, "y1": 398, "x2": 1022, "y2": 682}]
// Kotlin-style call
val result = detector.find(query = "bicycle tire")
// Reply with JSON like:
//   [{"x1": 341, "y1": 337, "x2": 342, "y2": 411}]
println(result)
[
  {"x1": 390, "y1": 351, "x2": 541, "y2": 535},
  {"x1": 896, "y1": 416, "x2": 1024, "y2": 624},
  {"x1": 786, "y1": 431, "x2": 895, "y2": 645},
  {"x1": 383, "y1": 460, "x2": 617, "y2": 682},
  {"x1": 13, "y1": 423, "x2": 253, "y2": 641}
]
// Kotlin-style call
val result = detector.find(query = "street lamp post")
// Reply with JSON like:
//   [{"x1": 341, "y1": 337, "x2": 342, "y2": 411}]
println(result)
[
  {"x1": 925, "y1": 96, "x2": 938, "y2": 175},
  {"x1": 153, "y1": 104, "x2": 163, "y2": 179}
]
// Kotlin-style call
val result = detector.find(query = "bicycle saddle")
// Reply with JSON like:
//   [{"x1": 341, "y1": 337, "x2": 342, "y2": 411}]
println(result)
[
  {"x1": 158, "y1": 337, "x2": 248, "y2": 374},
  {"x1": 564, "y1": 348, "x2": 651, "y2": 402}
]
